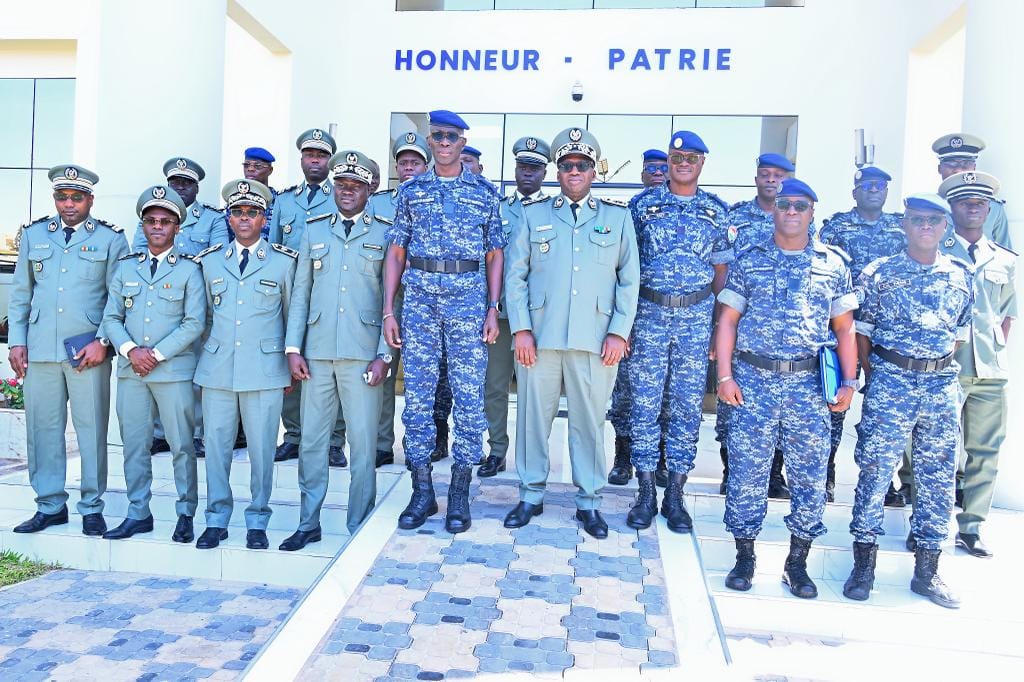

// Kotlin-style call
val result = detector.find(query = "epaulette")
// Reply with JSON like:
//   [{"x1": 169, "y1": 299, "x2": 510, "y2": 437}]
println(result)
[
  {"x1": 600, "y1": 197, "x2": 628, "y2": 208},
  {"x1": 307, "y1": 213, "x2": 332, "y2": 223},
  {"x1": 95, "y1": 218, "x2": 123, "y2": 233},
  {"x1": 201, "y1": 203, "x2": 224, "y2": 214},
  {"x1": 709, "y1": 193, "x2": 729, "y2": 212},
  {"x1": 815, "y1": 240, "x2": 852, "y2": 264},
  {"x1": 195, "y1": 243, "x2": 224, "y2": 260},
  {"x1": 178, "y1": 253, "x2": 198, "y2": 263},
  {"x1": 22, "y1": 215, "x2": 53, "y2": 229},
  {"x1": 281, "y1": 184, "x2": 299, "y2": 195},
  {"x1": 119, "y1": 252, "x2": 145, "y2": 261},
  {"x1": 734, "y1": 241, "x2": 760, "y2": 259},
  {"x1": 946, "y1": 255, "x2": 974, "y2": 276},
  {"x1": 271, "y1": 243, "x2": 298, "y2": 259},
  {"x1": 993, "y1": 241, "x2": 1018, "y2": 257},
  {"x1": 374, "y1": 215, "x2": 394, "y2": 226},
  {"x1": 372, "y1": 189, "x2": 393, "y2": 197},
  {"x1": 474, "y1": 174, "x2": 500, "y2": 195},
  {"x1": 522, "y1": 195, "x2": 551, "y2": 207},
  {"x1": 729, "y1": 200, "x2": 746, "y2": 211}
]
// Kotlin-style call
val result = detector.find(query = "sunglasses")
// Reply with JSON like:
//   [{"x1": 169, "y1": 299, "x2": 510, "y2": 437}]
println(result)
[
  {"x1": 669, "y1": 152, "x2": 703, "y2": 165},
  {"x1": 857, "y1": 180, "x2": 888, "y2": 192},
  {"x1": 557, "y1": 160, "x2": 595, "y2": 173},
  {"x1": 644, "y1": 164, "x2": 669, "y2": 174},
  {"x1": 53, "y1": 192, "x2": 87, "y2": 202},
  {"x1": 430, "y1": 131, "x2": 462, "y2": 144},
  {"x1": 906, "y1": 214, "x2": 945, "y2": 228},
  {"x1": 940, "y1": 159, "x2": 975, "y2": 171},
  {"x1": 229, "y1": 207, "x2": 263, "y2": 219},
  {"x1": 141, "y1": 217, "x2": 179, "y2": 227},
  {"x1": 242, "y1": 161, "x2": 270, "y2": 170},
  {"x1": 775, "y1": 198, "x2": 811, "y2": 213}
]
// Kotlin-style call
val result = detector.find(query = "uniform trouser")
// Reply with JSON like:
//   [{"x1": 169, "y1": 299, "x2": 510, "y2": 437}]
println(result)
[
  {"x1": 25, "y1": 359, "x2": 110, "y2": 515},
  {"x1": 849, "y1": 360, "x2": 960, "y2": 550},
  {"x1": 402, "y1": 293, "x2": 487, "y2": 468},
  {"x1": 484, "y1": 318, "x2": 514, "y2": 460},
  {"x1": 628, "y1": 298, "x2": 713, "y2": 474},
  {"x1": 956, "y1": 376, "x2": 1007, "y2": 535},
  {"x1": 202, "y1": 387, "x2": 283, "y2": 530},
  {"x1": 725, "y1": 361, "x2": 829, "y2": 540},
  {"x1": 298, "y1": 359, "x2": 382, "y2": 534},
  {"x1": 117, "y1": 377, "x2": 198, "y2": 519},
  {"x1": 434, "y1": 341, "x2": 454, "y2": 421},
  {"x1": 376, "y1": 346, "x2": 400, "y2": 453},
  {"x1": 515, "y1": 349, "x2": 617, "y2": 510},
  {"x1": 609, "y1": 358, "x2": 670, "y2": 440},
  {"x1": 153, "y1": 385, "x2": 203, "y2": 441},
  {"x1": 282, "y1": 381, "x2": 344, "y2": 447}
]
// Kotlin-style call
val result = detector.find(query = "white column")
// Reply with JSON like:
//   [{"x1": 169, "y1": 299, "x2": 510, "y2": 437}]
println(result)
[{"x1": 962, "y1": 0, "x2": 1024, "y2": 510}]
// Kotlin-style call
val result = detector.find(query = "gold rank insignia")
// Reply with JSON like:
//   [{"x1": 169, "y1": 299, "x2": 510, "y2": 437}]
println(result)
[
  {"x1": 34, "y1": 262, "x2": 43, "y2": 272},
  {"x1": 539, "y1": 242, "x2": 550, "y2": 253},
  {"x1": 124, "y1": 297, "x2": 133, "y2": 308},
  {"x1": 313, "y1": 260, "x2": 323, "y2": 270},
  {"x1": 283, "y1": 224, "x2": 292, "y2": 234},
  {"x1": 213, "y1": 294, "x2": 222, "y2": 306}
]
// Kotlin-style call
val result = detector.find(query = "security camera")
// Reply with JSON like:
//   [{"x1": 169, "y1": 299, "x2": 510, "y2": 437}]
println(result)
[{"x1": 571, "y1": 81, "x2": 583, "y2": 103}]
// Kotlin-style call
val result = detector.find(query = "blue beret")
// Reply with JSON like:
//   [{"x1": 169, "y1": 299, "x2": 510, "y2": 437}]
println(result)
[
  {"x1": 777, "y1": 177, "x2": 818, "y2": 202},
  {"x1": 756, "y1": 153, "x2": 794, "y2": 172},
  {"x1": 244, "y1": 147, "x2": 275, "y2": 163},
  {"x1": 854, "y1": 166, "x2": 891, "y2": 184},
  {"x1": 462, "y1": 145, "x2": 482, "y2": 159},
  {"x1": 428, "y1": 109, "x2": 470, "y2": 131},
  {"x1": 669, "y1": 131, "x2": 708, "y2": 154},
  {"x1": 903, "y1": 193, "x2": 949, "y2": 214},
  {"x1": 642, "y1": 149, "x2": 668, "y2": 162}
]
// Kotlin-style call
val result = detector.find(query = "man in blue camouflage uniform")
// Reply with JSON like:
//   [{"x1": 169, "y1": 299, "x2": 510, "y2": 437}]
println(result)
[
  {"x1": 624, "y1": 131, "x2": 730, "y2": 534},
  {"x1": 843, "y1": 193, "x2": 972, "y2": 609},
  {"x1": 383, "y1": 110, "x2": 505, "y2": 534},
  {"x1": 716, "y1": 153, "x2": 795, "y2": 498},
  {"x1": 819, "y1": 165, "x2": 906, "y2": 504},
  {"x1": 716, "y1": 178, "x2": 859, "y2": 599}
]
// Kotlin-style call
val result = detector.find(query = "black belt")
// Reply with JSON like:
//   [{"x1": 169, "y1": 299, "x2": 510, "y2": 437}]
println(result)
[
  {"x1": 873, "y1": 346, "x2": 954, "y2": 372},
  {"x1": 408, "y1": 257, "x2": 479, "y2": 274},
  {"x1": 737, "y1": 351, "x2": 819, "y2": 373},
  {"x1": 640, "y1": 284, "x2": 713, "y2": 308}
]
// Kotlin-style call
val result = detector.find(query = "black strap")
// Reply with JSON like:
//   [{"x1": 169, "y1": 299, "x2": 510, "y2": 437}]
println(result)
[
  {"x1": 736, "y1": 350, "x2": 819, "y2": 373},
  {"x1": 639, "y1": 284, "x2": 713, "y2": 308},
  {"x1": 873, "y1": 346, "x2": 954, "y2": 372},
  {"x1": 408, "y1": 257, "x2": 480, "y2": 274}
]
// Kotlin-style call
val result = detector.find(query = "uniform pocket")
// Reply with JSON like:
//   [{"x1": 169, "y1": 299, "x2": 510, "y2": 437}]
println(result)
[
  {"x1": 530, "y1": 231, "x2": 556, "y2": 262},
  {"x1": 589, "y1": 231, "x2": 617, "y2": 266},
  {"x1": 77, "y1": 251, "x2": 106, "y2": 280},
  {"x1": 360, "y1": 245, "x2": 384, "y2": 276},
  {"x1": 254, "y1": 283, "x2": 281, "y2": 311},
  {"x1": 158, "y1": 287, "x2": 185, "y2": 315},
  {"x1": 27, "y1": 249, "x2": 54, "y2": 280},
  {"x1": 310, "y1": 244, "x2": 330, "y2": 275}
]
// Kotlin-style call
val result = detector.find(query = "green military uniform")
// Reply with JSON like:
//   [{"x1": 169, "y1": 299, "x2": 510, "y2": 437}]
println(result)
[
  {"x1": 7, "y1": 165, "x2": 129, "y2": 520},
  {"x1": 194, "y1": 180, "x2": 296, "y2": 534},
  {"x1": 505, "y1": 128, "x2": 640, "y2": 514},
  {"x1": 102, "y1": 186, "x2": 207, "y2": 524},
  {"x1": 286, "y1": 151, "x2": 391, "y2": 535}
]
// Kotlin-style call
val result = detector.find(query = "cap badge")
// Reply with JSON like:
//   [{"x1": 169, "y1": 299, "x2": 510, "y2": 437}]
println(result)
[
  {"x1": 237, "y1": 181, "x2": 250, "y2": 194},
  {"x1": 176, "y1": 159, "x2": 187, "y2": 169},
  {"x1": 673, "y1": 137, "x2": 683, "y2": 149},
  {"x1": 854, "y1": 170, "x2": 863, "y2": 181},
  {"x1": 569, "y1": 128, "x2": 583, "y2": 142},
  {"x1": 312, "y1": 129, "x2": 323, "y2": 140},
  {"x1": 406, "y1": 132, "x2": 417, "y2": 144},
  {"x1": 963, "y1": 172, "x2": 977, "y2": 184},
  {"x1": 526, "y1": 138, "x2": 538, "y2": 151},
  {"x1": 153, "y1": 187, "x2": 166, "y2": 199},
  {"x1": 65, "y1": 167, "x2": 78, "y2": 180},
  {"x1": 950, "y1": 137, "x2": 963, "y2": 148},
  {"x1": 347, "y1": 152, "x2": 359, "y2": 164}
]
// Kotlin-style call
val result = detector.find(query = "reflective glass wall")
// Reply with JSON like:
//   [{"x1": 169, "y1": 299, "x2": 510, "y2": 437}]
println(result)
[{"x1": 397, "y1": 1, "x2": 804, "y2": 9}]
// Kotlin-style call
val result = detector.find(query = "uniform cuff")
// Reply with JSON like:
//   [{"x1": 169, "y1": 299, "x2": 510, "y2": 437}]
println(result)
[
  {"x1": 830, "y1": 293, "x2": 860, "y2": 317},
  {"x1": 286, "y1": 346, "x2": 301, "y2": 355},
  {"x1": 717, "y1": 289, "x2": 747, "y2": 315},
  {"x1": 119, "y1": 341, "x2": 138, "y2": 359},
  {"x1": 854, "y1": 320, "x2": 875, "y2": 338}
]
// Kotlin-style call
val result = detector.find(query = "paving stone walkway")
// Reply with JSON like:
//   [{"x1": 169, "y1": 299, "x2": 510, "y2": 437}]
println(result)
[
  {"x1": 0, "y1": 570, "x2": 300, "y2": 680},
  {"x1": 298, "y1": 477, "x2": 680, "y2": 681}
]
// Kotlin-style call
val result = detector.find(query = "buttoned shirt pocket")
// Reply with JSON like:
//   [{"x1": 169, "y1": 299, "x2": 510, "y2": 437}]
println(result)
[
  {"x1": 360, "y1": 243, "x2": 385, "y2": 276},
  {"x1": 530, "y1": 230, "x2": 556, "y2": 262},
  {"x1": 77, "y1": 250, "x2": 106, "y2": 280},
  {"x1": 260, "y1": 337, "x2": 284, "y2": 354},
  {"x1": 307, "y1": 309, "x2": 321, "y2": 326},
  {"x1": 589, "y1": 230, "x2": 618, "y2": 266},
  {"x1": 158, "y1": 287, "x2": 184, "y2": 315},
  {"x1": 984, "y1": 267, "x2": 1010, "y2": 302},
  {"x1": 254, "y1": 282, "x2": 281, "y2": 311},
  {"x1": 528, "y1": 291, "x2": 546, "y2": 311},
  {"x1": 121, "y1": 283, "x2": 142, "y2": 315},
  {"x1": 596, "y1": 296, "x2": 614, "y2": 317},
  {"x1": 27, "y1": 248, "x2": 54, "y2": 280},
  {"x1": 203, "y1": 338, "x2": 220, "y2": 354},
  {"x1": 310, "y1": 244, "x2": 330, "y2": 276},
  {"x1": 209, "y1": 279, "x2": 228, "y2": 308}
]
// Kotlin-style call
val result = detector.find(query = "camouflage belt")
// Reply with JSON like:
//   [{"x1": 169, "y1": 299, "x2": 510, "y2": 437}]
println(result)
[
  {"x1": 736, "y1": 351, "x2": 819, "y2": 373},
  {"x1": 873, "y1": 346, "x2": 954, "y2": 372},
  {"x1": 408, "y1": 257, "x2": 479, "y2": 274},
  {"x1": 639, "y1": 284, "x2": 713, "y2": 308}
]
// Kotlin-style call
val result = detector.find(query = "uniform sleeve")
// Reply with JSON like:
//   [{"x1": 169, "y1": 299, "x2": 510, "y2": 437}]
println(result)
[
  {"x1": 6, "y1": 229, "x2": 33, "y2": 347},
  {"x1": 998, "y1": 257, "x2": 1018, "y2": 320},
  {"x1": 388, "y1": 188, "x2": 413, "y2": 249},
  {"x1": 818, "y1": 220, "x2": 835, "y2": 246},
  {"x1": 106, "y1": 231, "x2": 131, "y2": 290},
  {"x1": 988, "y1": 202, "x2": 1012, "y2": 250},
  {"x1": 285, "y1": 229, "x2": 314, "y2": 352},
  {"x1": 709, "y1": 224, "x2": 734, "y2": 265},
  {"x1": 954, "y1": 276, "x2": 974, "y2": 343},
  {"x1": 100, "y1": 264, "x2": 131, "y2": 353},
  {"x1": 265, "y1": 198, "x2": 281, "y2": 246},
  {"x1": 153, "y1": 266, "x2": 207, "y2": 361},
  {"x1": 717, "y1": 257, "x2": 748, "y2": 315},
  {"x1": 609, "y1": 212, "x2": 640, "y2": 340},
  {"x1": 131, "y1": 220, "x2": 146, "y2": 252},
  {"x1": 483, "y1": 194, "x2": 506, "y2": 252},
  {"x1": 830, "y1": 262, "x2": 859, "y2": 318},
  {"x1": 854, "y1": 269, "x2": 878, "y2": 337},
  {"x1": 504, "y1": 211, "x2": 533, "y2": 335},
  {"x1": 210, "y1": 212, "x2": 230, "y2": 248}
]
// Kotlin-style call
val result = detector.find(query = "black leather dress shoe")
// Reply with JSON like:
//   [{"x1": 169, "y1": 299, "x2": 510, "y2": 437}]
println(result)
[
  {"x1": 478, "y1": 455, "x2": 507, "y2": 478},
  {"x1": 956, "y1": 532, "x2": 993, "y2": 558},
  {"x1": 82, "y1": 513, "x2": 107, "y2": 536},
  {"x1": 503, "y1": 502, "x2": 543, "y2": 528},
  {"x1": 246, "y1": 529, "x2": 269, "y2": 549},
  {"x1": 196, "y1": 527, "x2": 228, "y2": 549},
  {"x1": 329, "y1": 445, "x2": 347, "y2": 468},
  {"x1": 194, "y1": 438, "x2": 205, "y2": 459},
  {"x1": 172, "y1": 515, "x2": 194, "y2": 543},
  {"x1": 12, "y1": 506, "x2": 68, "y2": 533},
  {"x1": 234, "y1": 431, "x2": 247, "y2": 450},
  {"x1": 954, "y1": 489, "x2": 964, "y2": 509},
  {"x1": 150, "y1": 437, "x2": 171, "y2": 456},
  {"x1": 102, "y1": 516, "x2": 154, "y2": 540},
  {"x1": 575, "y1": 509, "x2": 608, "y2": 539},
  {"x1": 274, "y1": 442, "x2": 299, "y2": 462},
  {"x1": 376, "y1": 449, "x2": 395, "y2": 467},
  {"x1": 279, "y1": 527, "x2": 322, "y2": 551}
]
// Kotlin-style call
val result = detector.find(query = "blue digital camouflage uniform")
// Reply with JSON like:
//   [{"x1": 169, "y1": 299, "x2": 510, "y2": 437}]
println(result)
[
  {"x1": 849, "y1": 252, "x2": 973, "y2": 549},
  {"x1": 388, "y1": 168, "x2": 505, "y2": 468},
  {"x1": 718, "y1": 240, "x2": 858, "y2": 540},
  {"x1": 627, "y1": 185, "x2": 731, "y2": 473}
]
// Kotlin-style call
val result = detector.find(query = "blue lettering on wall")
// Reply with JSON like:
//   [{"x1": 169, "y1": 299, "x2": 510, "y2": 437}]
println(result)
[{"x1": 395, "y1": 48, "x2": 730, "y2": 72}]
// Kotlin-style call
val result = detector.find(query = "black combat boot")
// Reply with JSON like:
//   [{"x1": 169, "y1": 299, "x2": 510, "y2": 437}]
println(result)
[
  {"x1": 719, "y1": 446, "x2": 729, "y2": 495},
  {"x1": 398, "y1": 465, "x2": 438, "y2": 530},
  {"x1": 607, "y1": 435, "x2": 633, "y2": 485},
  {"x1": 825, "y1": 448, "x2": 837, "y2": 503},
  {"x1": 430, "y1": 419, "x2": 449, "y2": 462},
  {"x1": 843, "y1": 542, "x2": 878, "y2": 601},
  {"x1": 660, "y1": 472, "x2": 692, "y2": 534},
  {"x1": 445, "y1": 464, "x2": 474, "y2": 534},
  {"x1": 910, "y1": 548, "x2": 960, "y2": 609},
  {"x1": 767, "y1": 450, "x2": 790, "y2": 499},
  {"x1": 884, "y1": 481, "x2": 905, "y2": 508},
  {"x1": 655, "y1": 438, "x2": 669, "y2": 488},
  {"x1": 626, "y1": 471, "x2": 658, "y2": 529},
  {"x1": 782, "y1": 535, "x2": 818, "y2": 599},
  {"x1": 725, "y1": 539, "x2": 756, "y2": 591}
]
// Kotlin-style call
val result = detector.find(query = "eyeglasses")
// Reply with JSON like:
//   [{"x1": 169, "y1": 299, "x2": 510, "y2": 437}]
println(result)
[
  {"x1": 242, "y1": 161, "x2": 270, "y2": 170},
  {"x1": 857, "y1": 180, "x2": 888, "y2": 192},
  {"x1": 141, "y1": 217, "x2": 179, "y2": 227},
  {"x1": 229, "y1": 207, "x2": 263, "y2": 219},
  {"x1": 557, "y1": 160, "x2": 595, "y2": 173},
  {"x1": 775, "y1": 198, "x2": 811, "y2": 213},
  {"x1": 940, "y1": 159, "x2": 976, "y2": 171},
  {"x1": 53, "y1": 192, "x2": 87, "y2": 202},
  {"x1": 644, "y1": 164, "x2": 669, "y2": 174},
  {"x1": 669, "y1": 152, "x2": 703, "y2": 165},
  {"x1": 430, "y1": 131, "x2": 461, "y2": 144},
  {"x1": 906, "y1": 214, "x2": 945, "y2": 228}
]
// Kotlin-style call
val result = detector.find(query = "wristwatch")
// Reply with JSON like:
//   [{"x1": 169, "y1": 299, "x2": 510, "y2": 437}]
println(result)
[
  {"x1": 841, "y1": 379, "x2": 861, "y2": 390},
  {"x1": 377, "y1": 352, "x2": 394, "y2": 364},
  {"x1": 98, "y1": 337, "x2": 111, "y2": 348},
  {"x1": 488, "y1": 300, "x2": 502, "y2": 313}
]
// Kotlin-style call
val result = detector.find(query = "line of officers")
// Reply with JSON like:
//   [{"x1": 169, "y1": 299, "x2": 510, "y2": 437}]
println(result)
[{"x1": 5, "y1": 113, "x2": 1015, "y2": 610}]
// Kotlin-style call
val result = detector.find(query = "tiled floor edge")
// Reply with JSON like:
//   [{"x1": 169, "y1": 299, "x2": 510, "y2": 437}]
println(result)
[{"x1": 243, "y1": 471, "x2": 409, "y2": 681}]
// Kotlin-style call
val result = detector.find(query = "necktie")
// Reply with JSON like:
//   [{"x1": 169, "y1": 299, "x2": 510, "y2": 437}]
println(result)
[
  {"x1": 240, "y1": 247, "x2": 250, "y2": 274},
  {"x1": 570, "y1": 202, "x2": 580, "y2": 223},
  {"x1": 968, "y1": 243, "x2": 978, "y2": 263},
  {"x1": 150, "y1": 257, "x2": 158, "y2": 276},
  {"x1": 307, "y1": 183, "x2": 320, "y2": 204},
  {"x1": 342, "y1": 219, "x2": 355, "y2": 237},
  {"x1": 63, "y1": 226, "x2": 74, "y2": 244}
]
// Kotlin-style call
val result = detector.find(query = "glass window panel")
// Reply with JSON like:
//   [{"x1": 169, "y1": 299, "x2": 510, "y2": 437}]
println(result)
[
  {"x1": 670, "y1": 115, "x2": 762, "y2": 187},
  {"x1": 396, "y1": 0, "x2": 493, "y2": 10},
  {"x1": 702, "y1": 184, "x2": 753, "y2": 207},
  {"x1": 0, "y1": 80, "x2": 35, "y2": 168},
  {"x1": 495, "y1": 0, "x2": 591, "y2": 8},
  {"x1": 587, "y1": 115, "x2": 673, "y2": 188},
  {"x1": 0, "y1": 170, "x2": 32, "y2": 253},
  {"x1": 595, "y1": 1, "x2": 696, "y2": 8},
  {"x1": 32, "y1": 79, "x2": 76, "y2": 169},
  {"x1": 30, "y1": 169, "x2": 58, "y2": 226},
  {"x1": 458, "y1": 113, "x2": 506, "y2": 185},
  {"x1": 501, "y1": 113, "x2": 586, "y2": 186}
]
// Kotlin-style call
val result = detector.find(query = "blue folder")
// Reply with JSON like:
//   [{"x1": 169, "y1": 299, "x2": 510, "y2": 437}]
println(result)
[{"x1": 819, "y1": 346, "x2": 841, "y2": 404}]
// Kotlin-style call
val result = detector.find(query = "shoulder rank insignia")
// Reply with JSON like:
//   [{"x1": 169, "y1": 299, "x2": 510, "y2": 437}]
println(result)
[
  {"x1": 374, "y1": 215, "x2": 393, "y2": 225},
  {"x1": 119, "y1": 252, "x2": 144, "y2": 261},
  {"x1": 95, "y1": 218, "x2": 123, "y2": 233},
  {"x1": 522, "y1": 195, "x2": 551, "y2": 207},
  {"x1": 23, "y1": 215, "x2": 53, "y2": 230},
  {"x1": 194, "y1": 243, "x2": 224, "y2": 260},
  {"x1": 271, "y1": 243, "x2": 298, "y2": 258},
  {"x1": 993, "y1": 242, "x2": 1019, "y2": 257},
  {"x1": 202, "y1": 203, "x2": 224, "y2": 214},
  {"x1": 599, "y1": 197, "x2": 628, "y2": 208},
  {"x1": 178, "y1": 253, "x2": 197, "y2": 262},
  {"x1": 308, "y1": 213, "x2": 332, "y2": 223}
]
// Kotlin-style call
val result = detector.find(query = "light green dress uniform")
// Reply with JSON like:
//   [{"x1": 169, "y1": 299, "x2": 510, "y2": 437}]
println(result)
[
  {"x1": 286, "y1": 151, "x2": 391, "y2": 533},
  {"x1": 103, "y1": 220, "x2": 206, "y2": 521},
  {"x1": 7, "y1": 165, "x2": 129, "y2": 516},
  {"x1": 505, "y1": 188, "x2": 640, "y2": 510}
]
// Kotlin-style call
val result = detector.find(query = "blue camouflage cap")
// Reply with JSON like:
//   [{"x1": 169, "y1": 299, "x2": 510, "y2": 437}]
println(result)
[
  {"x1": 136, "y1": 185, "x2": 186, "y2": 220},
  {"x1": 777, "y1": 177, "x2": 818, "y2": 202},
  {"x1": 903, "y1": 193, "x2": 949, "y2": 214},
  {"x1": 428, "y1": 110, "x2": 470, "y2": 131},
  {"x1": 462, "y1": 145, "x2": 482, "y2": 159},
  {"x1": 669, "y1": 131, "x2": 709, "y2": 154},
  {"x1": 854, "y1": 166, "x2": 891, "y2": 185},
  {"x1": 756, "y1": 153, "x2": 794, "y2": 172},
  {"x1": 643, "y1": 149, "x2": 668, "y2": 162},
  {"x1": 244, "y1": 147, "x2": 275, "y2": 163}
]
